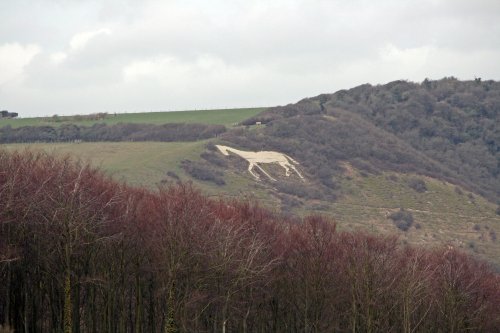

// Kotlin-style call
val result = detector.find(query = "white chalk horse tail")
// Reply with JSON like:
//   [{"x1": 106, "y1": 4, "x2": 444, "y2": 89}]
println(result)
[{"x1": 215, "y1": 145, "x2": 304, "y2": 182}]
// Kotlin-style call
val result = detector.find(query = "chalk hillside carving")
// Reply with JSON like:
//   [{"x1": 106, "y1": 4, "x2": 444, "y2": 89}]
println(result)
[{"x1": 215, "y1": 145, "x2": 304, "y2": 181}]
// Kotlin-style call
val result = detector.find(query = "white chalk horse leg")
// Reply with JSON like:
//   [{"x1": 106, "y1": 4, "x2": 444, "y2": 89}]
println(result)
[
  {"x1": 254, "y1": 163, "x2": 277, "y2": 181},
  {"x1": 247, "y1": 162, "x2": 261, "y2": 180},
  {"x1": 289, "y1": 164, "x2": 304, "y2": 180},
  {"x1": 278, "y1": 162, "x2": 291, "y2": 176},
  {"x1": 284, "y1": 155, "x2": 304, "y2": 180}
]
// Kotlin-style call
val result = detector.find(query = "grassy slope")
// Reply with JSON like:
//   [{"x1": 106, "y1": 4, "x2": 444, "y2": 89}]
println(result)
[
  {"x1": 3, "y1": 142, "x2": 499, "y2": 266},
  {"x1": 2, "y1": 142, "x2": 206, "y2": 188},
  {"x1": 0, "y1": 142, "x2": 274, "y2": 204},
  {"x1": 0, "y1": 108, "x2": 265, "y2": 128},
  {"x1": 2, "y1": 125, "x2": 499, "y2": 265},
  {"x1": 328, "y1": 168, "x2": 500, "y2": 266}
]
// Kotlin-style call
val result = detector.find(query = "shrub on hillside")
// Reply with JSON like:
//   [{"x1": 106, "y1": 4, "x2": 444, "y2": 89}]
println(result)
[
  {"x1": 166, "y1": 171, "x2": 180, "y2": 180},
  {"x1": 200, "y1": 151, "x2": 228, "y2": 168},
  {"x1": 181, "y1": 160, "x2": 225, "y2": 185},
  {"x1": 407, "y1": 177, "x2": 427, "y2": 193},
  {"x1": 278, "y1": 194, "x2": 302, "y2": 209},
  {"x1": 388, "y1": 208, "x2": 414, "y2": 231}
]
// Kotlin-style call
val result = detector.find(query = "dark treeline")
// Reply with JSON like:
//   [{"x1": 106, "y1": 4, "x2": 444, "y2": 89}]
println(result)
[
  {"x1": 237, "y1": 78, "x2": 499, "y2": 202},
  {"x1": 0, "y1": 122, "x2": 225, "y2": 143},
  {"x1": 1, "y1": 150, "x2": 499, "y2": 332}
]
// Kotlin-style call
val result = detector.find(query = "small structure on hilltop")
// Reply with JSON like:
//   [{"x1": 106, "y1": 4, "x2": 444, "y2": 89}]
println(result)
[
  {"x1": 215, "y1": 144, "x2": 304, "y2": 181},
  {"x1": 0, "y1": 110, "x2": 18, "y2": 119}
]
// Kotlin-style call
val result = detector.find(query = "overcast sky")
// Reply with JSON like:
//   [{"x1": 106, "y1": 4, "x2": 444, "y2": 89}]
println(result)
[{"x1": 1, "y1": 0, "x2": 500, "y2": 117}]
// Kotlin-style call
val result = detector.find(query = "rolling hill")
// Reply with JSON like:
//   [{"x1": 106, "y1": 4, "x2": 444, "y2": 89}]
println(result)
[{"x1": 1, "y1": 78, "x2": 499, "y2": 266}]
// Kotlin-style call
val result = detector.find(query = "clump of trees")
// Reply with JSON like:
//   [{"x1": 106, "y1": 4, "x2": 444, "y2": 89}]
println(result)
[
  {"x1": 0, "y1": 111, "x2": 18, "y2": 119},
  {"x1": 0, "y1": 150, "x2": 499, "y2": 332},
  {"x1": 0, "y1": 122, "x2": 225, "y2": 143}
]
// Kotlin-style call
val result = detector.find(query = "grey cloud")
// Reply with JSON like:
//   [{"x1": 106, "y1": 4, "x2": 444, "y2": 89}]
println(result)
[{"x1": 1, "y1": 0, "x2": 500, "y2": 116}]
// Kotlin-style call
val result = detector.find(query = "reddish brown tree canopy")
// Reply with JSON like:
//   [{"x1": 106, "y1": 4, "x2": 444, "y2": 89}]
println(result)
[{"x1": 0, "y1": 150, "x2": 499, "y2": 332}]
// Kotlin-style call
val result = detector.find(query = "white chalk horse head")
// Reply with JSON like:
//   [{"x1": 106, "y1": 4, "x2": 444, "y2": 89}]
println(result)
[{"x1": 215, "y1": 145, "x2": 304, "y2": 182}]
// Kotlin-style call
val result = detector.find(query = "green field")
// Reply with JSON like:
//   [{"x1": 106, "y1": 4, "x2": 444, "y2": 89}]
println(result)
[{"x1": 0, "y1": 107, "x2": 265, "y2": 128}]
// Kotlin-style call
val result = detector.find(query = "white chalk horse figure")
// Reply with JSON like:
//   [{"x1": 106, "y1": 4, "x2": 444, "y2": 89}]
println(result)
[{"x1": 215, "y1": 145, "x2": 304, "y2": 182}]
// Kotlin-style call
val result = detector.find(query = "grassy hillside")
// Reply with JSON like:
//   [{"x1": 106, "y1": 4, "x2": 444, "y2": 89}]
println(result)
[
  {"x1": 0, "y1": 142, "x2": 274, "y2": 203},
  {"x1": 328, "y1": 168, "x2": 500, "y2": 266},
  {"x1": 2, "y1": 142, "x2": 206, "y2": 188},
  {"x1": 3, "y1": 141, "x2": 499, "y2": 266},
  {"x1": 0, "y1": 107, "x2": 265, "y2": 128}
]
